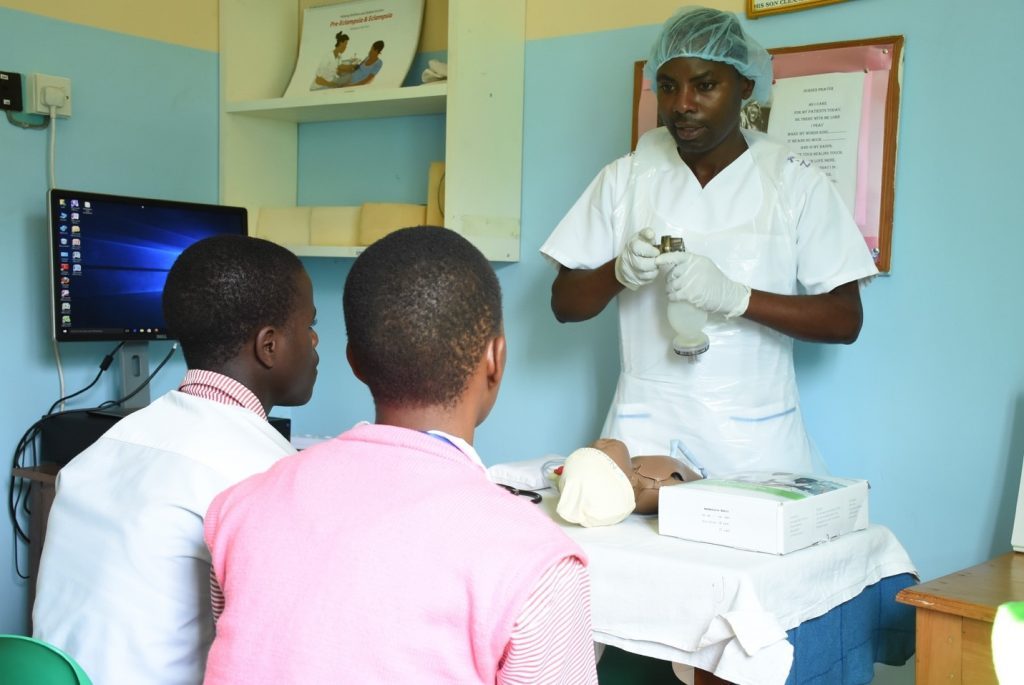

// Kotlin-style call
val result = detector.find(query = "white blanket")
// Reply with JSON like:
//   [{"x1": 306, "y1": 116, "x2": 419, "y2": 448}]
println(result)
[{"x1": 539, "y1": 495, "x2": 917, "y2": 685}]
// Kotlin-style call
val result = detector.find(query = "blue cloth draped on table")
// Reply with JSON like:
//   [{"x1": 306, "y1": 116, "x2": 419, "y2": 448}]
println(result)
[{"x1": 784, "y1": 573, "x2": 916, "y2": 684}]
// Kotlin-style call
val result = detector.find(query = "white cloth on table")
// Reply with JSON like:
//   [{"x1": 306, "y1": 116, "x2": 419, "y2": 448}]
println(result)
[
  {"x1": 486, "y1": 455, "x2": 556, "y2": 490},
  {"x1": 538, "y1": 494, "x2": 916, "y2": 685}
]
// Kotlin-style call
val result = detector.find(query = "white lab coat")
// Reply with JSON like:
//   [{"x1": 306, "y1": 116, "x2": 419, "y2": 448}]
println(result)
[
  {"x1": 541, "y1": 127, "x2": 877, "y2": 476},
  {"x1": 32, "y1": 391, "x2": 294, "y2": 685}
]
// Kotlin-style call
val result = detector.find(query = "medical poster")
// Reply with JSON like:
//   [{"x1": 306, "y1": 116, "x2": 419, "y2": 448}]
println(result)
[
  {"x1": 283, "y1": 0, "x2": 424, "y2": 97},
  {"x1": 767, "y1": 71, "x2": 865, "y2": 215}
]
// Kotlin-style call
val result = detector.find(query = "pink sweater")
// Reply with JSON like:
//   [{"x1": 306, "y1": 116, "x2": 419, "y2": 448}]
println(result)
[{"x1": 204, "y1": 423, "x2": 586, "y2": 684}]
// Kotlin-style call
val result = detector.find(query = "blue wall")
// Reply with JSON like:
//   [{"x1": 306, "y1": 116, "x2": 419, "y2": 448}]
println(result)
[
  {"x1": 3, "y1": 0, "x2": 1024, "y2": 641},
  {"x1": 551, "y1": 1, "x2": 1024, "y2": 583},
  {"x1": 0, "y1": 7, "x2": 213, "y2": 632},
  {"x1": 293, "y1": 0, "x2": 1024, "y2": 593}
]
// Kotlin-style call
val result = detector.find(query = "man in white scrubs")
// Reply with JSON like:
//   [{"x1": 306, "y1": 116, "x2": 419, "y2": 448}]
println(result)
[
  {"x1": 541, "y1": 6, "x2": 878, "y2": 477},
  {"x1": 32, "y1": 235, "x2": 320, "y2": 685}
]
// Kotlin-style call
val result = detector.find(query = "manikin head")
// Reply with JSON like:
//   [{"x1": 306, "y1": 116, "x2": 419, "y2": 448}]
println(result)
[
  {"x1": 556, "y1": 438, "x2": 701, "y2": 527},
  {"x1": 162, "y1": 235, "x2": 320, "y2": 413}
]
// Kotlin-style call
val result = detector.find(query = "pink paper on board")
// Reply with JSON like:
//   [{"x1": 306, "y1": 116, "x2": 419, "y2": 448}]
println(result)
[
  {"x1": 637, "y1": 78, "x2": 658, "y2": 142},
  {"x1": 771, "y1": 44, "x2": 894, "y2": 80},
  {"x1": 772, "y1": 44, "x2": 896, "y2": 255},
  {"x1": 854, "y1": 75, "x2": 871, "y2": 230}
]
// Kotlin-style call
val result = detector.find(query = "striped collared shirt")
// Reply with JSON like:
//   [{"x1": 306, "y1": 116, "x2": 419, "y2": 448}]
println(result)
[
  {"x1": 178, "y1": 369, "x2": 266, "y2": 421},
  {"x1": 188, "y1": 368, "x2": 272, "y2": 627}
]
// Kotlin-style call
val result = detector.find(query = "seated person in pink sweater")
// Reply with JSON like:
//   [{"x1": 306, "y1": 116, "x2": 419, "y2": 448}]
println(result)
[{"x1": 203, "y1": 226, "x2": 598, "y2": 684}]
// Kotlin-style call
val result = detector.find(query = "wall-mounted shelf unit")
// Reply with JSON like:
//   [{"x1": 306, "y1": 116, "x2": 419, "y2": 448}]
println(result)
[
  {"x1": 218, "y1": 0, "x2": 524, "y2": 261},
  {"x1": 224, "y1": 83, "x2": 447, "y2": 123},
  {"x1": 283, "y1": 244, "x2": 364, "y2": 258}
]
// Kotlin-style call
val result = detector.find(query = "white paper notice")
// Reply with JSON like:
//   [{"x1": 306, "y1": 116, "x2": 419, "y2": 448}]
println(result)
[{"x1": 767, "y1": 72, "x2": 865, "y2": 214}]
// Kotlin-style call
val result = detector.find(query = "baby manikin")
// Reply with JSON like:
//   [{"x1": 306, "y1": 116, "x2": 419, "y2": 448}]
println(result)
[{"x1": 555, "y1": 438, "x2": 702, "y2": 527}]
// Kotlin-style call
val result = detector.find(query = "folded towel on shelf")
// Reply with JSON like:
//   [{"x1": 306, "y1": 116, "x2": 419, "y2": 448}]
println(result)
[{"x1": 422, "y1": 59, "x2": 448, "y2": 83}]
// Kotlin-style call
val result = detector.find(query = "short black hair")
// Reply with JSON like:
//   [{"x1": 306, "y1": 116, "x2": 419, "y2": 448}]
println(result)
[
  {"x1": 343, "y1": 226, "x2": 501, "y2": 409},
  {"x1": 371, "y1": 40, "x2": 385, "y2": 52},
  {"x1": 163, "y1": 235, "x2": 305, "y2": 370},
  {"x1": 335, "y1": 31, "x2": 350, "y2": 44}
]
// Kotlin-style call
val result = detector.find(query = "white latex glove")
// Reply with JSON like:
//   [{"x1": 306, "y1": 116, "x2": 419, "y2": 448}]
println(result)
[
  {"x1": 614, "y1": 228, "x2": 660, "y2": 290},
  {"x1": 655, "y1": 251, "x2": 751, "y2": 318}
]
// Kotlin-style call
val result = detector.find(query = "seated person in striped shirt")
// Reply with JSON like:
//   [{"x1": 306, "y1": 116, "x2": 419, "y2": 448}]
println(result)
[
  {"x1": 32, "y1": 235, "x2": 320, "y2": 685},
  {"x1": 203, "y1": 226, "x2": 599, "y2": 684}
]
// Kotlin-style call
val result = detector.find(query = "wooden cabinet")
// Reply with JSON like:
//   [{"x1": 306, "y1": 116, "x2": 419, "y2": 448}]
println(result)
[
  {"x1": 218, "y1": 0, "x2": 524, "y2": 261},
  {"x1": 896, "y1": 552, "x2": 1024, "y2": 684}
]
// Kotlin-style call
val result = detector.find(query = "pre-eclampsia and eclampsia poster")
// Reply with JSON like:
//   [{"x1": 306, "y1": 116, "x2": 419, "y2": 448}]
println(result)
[{"x1": 283, "y1": 0, "x2": 424, "y2": 97}]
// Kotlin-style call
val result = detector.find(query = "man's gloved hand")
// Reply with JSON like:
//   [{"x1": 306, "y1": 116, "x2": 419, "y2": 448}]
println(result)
[
  {"x1": 655, "y1": 251, "x2": 751, "y2": 318},
  {"x1": 614, "y1": 228, "x2": 660, "y2": 290}
]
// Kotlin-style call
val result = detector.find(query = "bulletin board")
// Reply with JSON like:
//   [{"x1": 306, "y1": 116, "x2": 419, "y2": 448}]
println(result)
[{"x1": 631, "y1": 35, "x2": 905, "y2": 273}]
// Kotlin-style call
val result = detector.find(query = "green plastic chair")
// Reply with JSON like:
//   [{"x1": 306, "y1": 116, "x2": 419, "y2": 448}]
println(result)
[
  {"x1": 0, "y1": 635, "x2": 92, "y2": 684},
  {"x1": 993, "y1": 601, "x2": 1024, "y2": 684}
]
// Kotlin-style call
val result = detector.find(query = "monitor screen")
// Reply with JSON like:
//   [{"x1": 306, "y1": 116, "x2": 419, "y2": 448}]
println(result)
[{"x1": 49, "y1": 189, "x2": 248, "y2": 342}]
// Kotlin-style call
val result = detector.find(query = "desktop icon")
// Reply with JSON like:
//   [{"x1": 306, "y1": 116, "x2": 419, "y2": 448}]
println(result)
[
  {"x1": 71, "y1": 226, "x2": 80, "y2": 234},
  {"x1": 61, "y1": 315, "x2": 71, "y2": 325},
  {"x1": 59, "y1": 225, "x2": 68, "y2": 233},
  {"x1": 59, "y1": 237, "x2": 69, "y2": 246},
  {"x1": 58, "y1": 199, "x2": 66, "y2": 207},
  {"x1": 60, "y1": 263, "x2": 70, "y2": 272},
  {"x1": 59, "y1": 212, "x2": 67, "y2": 220},
  {"x1": 72, "y1": 264, "x2": 82, "y2": 274},
  {"x1": 61, "y1": 302, "x2": 71, "y2": 312},
  {"x1": 59, "y1": 251, "x2": 69, "y2": 259},
  {"x1": 71, "y1": 238, "x2": 80, "y2": 247},
  {"x1": 83, "y1": 201, "x2": 91, "y2": 209},
  {"x1": 71, "y1": 212, "x2": 79, "y2": 221},
  {"x1": 60, "y1": 276, "x2": 70, "y2": 286},
  {"x1": 70, "y1": 199, "x2": 79, "y2": 208},
  {"x1": 60, "y1": 289, "x2": 70, "y2": 299},
  {"x1": 72, "y1": 251, "x2": 81, "y2": 261}
]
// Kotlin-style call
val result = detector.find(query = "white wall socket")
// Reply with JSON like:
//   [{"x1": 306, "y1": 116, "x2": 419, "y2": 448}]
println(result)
[{"x1": 28, "y1": 73, "x2": 72, "y2": 118}]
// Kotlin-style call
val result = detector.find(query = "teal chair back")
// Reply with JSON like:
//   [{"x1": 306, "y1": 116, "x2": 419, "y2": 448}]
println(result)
[{"x1": 0, "y1": 635, "x2": 92, "y2": 684}]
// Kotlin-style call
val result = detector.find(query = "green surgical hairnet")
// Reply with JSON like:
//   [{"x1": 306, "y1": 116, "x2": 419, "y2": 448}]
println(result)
[{"x1": 644, "y1": 6, "x2": 773, "y2": 104}]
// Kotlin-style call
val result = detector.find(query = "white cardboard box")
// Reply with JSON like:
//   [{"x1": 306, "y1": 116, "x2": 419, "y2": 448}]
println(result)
[{"x1": 658, "y1": 472, "x2": 869, "y2": 555}]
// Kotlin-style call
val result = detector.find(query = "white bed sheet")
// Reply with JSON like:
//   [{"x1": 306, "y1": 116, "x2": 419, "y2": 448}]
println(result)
[{"x1": 538, "y1": 495, "x2": 917, "y2": 685}]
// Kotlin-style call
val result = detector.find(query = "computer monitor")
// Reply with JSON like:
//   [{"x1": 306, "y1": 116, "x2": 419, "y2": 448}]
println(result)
[{"x1": 49, "y1": 189, "x2": 248, "y2": 343}]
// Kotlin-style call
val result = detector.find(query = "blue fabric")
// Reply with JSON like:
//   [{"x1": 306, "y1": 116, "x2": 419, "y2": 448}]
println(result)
[{"x1": 785, "y1": 574, "x2": 917, "y2": 684}]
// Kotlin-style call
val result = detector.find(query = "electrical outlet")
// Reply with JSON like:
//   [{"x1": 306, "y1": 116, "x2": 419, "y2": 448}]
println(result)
[
  {"x1": 28, "y1": 73, "x2": 72, "y2": 118},
  {"x1": 0, "y1": 71, "x2": 23, "y2": 111}
]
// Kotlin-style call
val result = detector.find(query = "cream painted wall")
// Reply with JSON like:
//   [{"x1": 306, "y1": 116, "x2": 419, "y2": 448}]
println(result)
[
  {"x1": 1, "y1": 0, "x2": 449, "y2": 53},
  {"x1": 525, "y1": 0, "x2": 741, "y2": 41},
  {"x1": 0, "y1": 0, "x2": 218, "y2": 51},
  {"x1": 3, "y1": 0, "x2": 746, "y2": 54}
]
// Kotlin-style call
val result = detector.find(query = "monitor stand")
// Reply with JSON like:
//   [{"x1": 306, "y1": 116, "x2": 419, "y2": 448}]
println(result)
[{"x1": 89, "y1": 341, "x2": 151, "y2": 419}]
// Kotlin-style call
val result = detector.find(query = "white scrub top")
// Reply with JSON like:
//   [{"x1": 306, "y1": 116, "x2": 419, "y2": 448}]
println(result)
[
  {"x1": 541, "y1": 127, "x2": 877, "y2": 476},
  {"x1": 32, "y1": 391, "x2": 295, "y2": 685}
]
